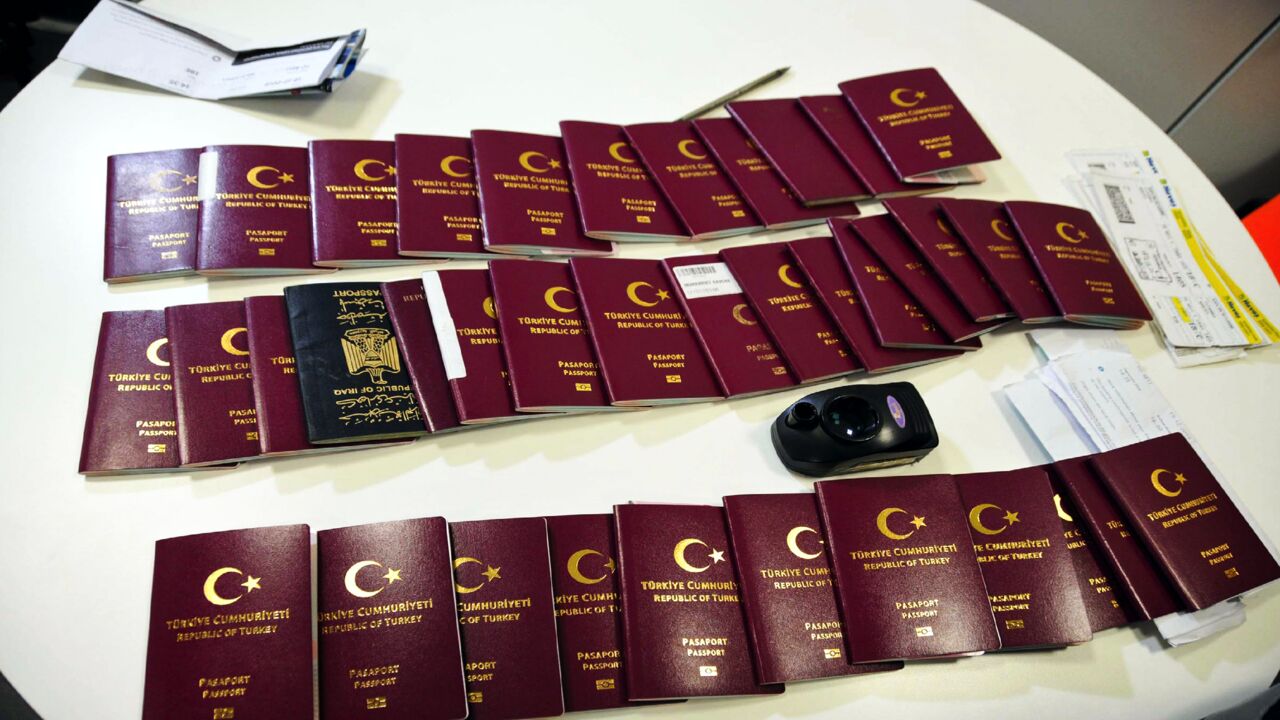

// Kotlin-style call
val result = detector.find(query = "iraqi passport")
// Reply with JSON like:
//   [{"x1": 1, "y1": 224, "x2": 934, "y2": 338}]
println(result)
[
  {"x1": 309, "y1": 139, "x2": 416, "y2": 267},
  {"x1": 614, "y1": 503, "x2": 783, "y2": 700},
  {"x1": 284, "y1": 282, "x2": 427, "y2": 443},
  {"x1": 143, "y1": 525, "x2": 312, "y2": 720},
  {"x1": 318, "y1": 517, "x2": 467, "y2": 720},
  {"x1": 815, "y1": 474, "x2": 1001, "y2": 662},
  {"x1": 104, "y1": 148, "x2": 200, "y2": 283},
  {"x1": 393, "y1": 133, "x2": 490, "y2": 258},
  {"x1": 450, "y1": 517, "x2": 565, "y2": 719}
]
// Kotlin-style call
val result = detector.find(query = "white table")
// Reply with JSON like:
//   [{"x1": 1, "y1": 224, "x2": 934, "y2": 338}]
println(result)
[{"x1": 1, "y1": 1, "x2": 1278, "y2": 718}]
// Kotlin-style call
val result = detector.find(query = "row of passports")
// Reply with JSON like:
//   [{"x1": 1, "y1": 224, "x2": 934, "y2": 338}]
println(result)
[
  {"x1": 104, "y1": 67, "x2": 1002, "y2": 282},
  {"x1": 80, "y1": 202, "x2": 1149, "y2": 474},
  {"x1": 142, "y1": 432, "x2": 1280, "y2": 719}
]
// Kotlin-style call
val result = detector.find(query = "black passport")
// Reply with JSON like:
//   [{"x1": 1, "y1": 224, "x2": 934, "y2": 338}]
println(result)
[{"x1": 284, "y1": 282, "x2": 428, "y2": 443}]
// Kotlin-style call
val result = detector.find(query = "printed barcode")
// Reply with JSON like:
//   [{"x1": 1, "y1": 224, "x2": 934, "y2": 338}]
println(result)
[
  {"x1": 677, "y1": 265, "x2": 720, "y2": 276},
  {"x1": 1104, "y1": 184, "x2": 1135, "y2": 224}
]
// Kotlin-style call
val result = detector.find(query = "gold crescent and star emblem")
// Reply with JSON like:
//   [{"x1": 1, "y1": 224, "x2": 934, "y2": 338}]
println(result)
[
  {"x1": 876, "y1": 507, "x2": 925, "y2": 541},
  {"x1": 608, "y1": 141, "x2": 637, "y2": 164},
  {"x1": 785, "y1": 526, "x2": 823, "y2": 560},
  {"x1": 518, "y1": 150, "x2": 560, "y2": 174},
  {"x1": 148, "y1": 169, "x2": 195, "y2": 192},
  {"x1": 1055, "y1": 221, "x2": 1088, "y2": 244},
  {"x1": 567, "y1": 548, "x2": 616, "y2": 585},
  {"x1": 1151, "y1": 468, "x2": 1187, "y2": 498},
  {"x1": 343, "y1": 560, "x2": 402, "y2": 598},
  {"x1": 777, "y1": 264, "x2": 805, "y2": 289},
  {"x1": 482, "y1": 296, "x2": 497, "y2": 320},
  {"x1": 625, "y1": 280, "x2": 670, "y2": 308},
  {"x1": 935, "y1": 217, "x2": 954, "y2": 237},
  {"x1": 145, "y1": 338, "x2": 170, "y2": 367},
  {"x1": 968, "y1": 503, "x2": 1020, "y2": 536},
  {"x1": 439, "y1": 155, "x2": 473, "y2": 179},
  {"x1": 453, "y1": 556, "x2": 501, "y2": 594},
  {"x1": 673, "y1": 538, "x2": 725, "y2": 573},
  {"x1": 730, "y1": 303, "x2": 757, "y2": 326},
  {"x1": 1053, "y1": 494, "x2": 1074, "y2": 522},
  {"x1": 544, "y1": 286, "x2": 578, "y2": 313},
  {"x1": 202, "y1": 567, "x2": 261, "y2": 607},
  {"x1": 991, "y1": 218, "x2": 1015, "y2": 241},
  {"x1": 245, "y1": 165, "x2": 294, "y2": 190},
  {"x1": 220, "y1": 327, "x2": 249, "y2": 356},
  {"x1": 353, "y1": 158, "x2": 395, "y2": 182},
  {"x1": 889, "y1": 88, "x2": 927, "y2": 108},
  {"x1": 676, "y1": 139, "x2": 708, "y2": 161}
]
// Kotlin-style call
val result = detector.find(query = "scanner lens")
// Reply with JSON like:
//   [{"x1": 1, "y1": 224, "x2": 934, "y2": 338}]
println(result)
[{"x1": 823, "y1": 395, "x2": 881, "y2": 442}]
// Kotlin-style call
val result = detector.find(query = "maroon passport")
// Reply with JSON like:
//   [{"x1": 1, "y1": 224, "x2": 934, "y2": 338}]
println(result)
[
  {"x1": 196, "y1": 144, "x2": 325, "y2": 275},
  {"x1": 449, "y1": 517, "x2": 565, "y2": 719},
  {"x1": 571, "y1": 257, "x2": 722, "y2": 406},
  {"x1": 662, "y1": 254, "x2": 795, "y2": 397},
  {"x1": 720, "y1": 242, "x2": 861, "y2": 383},
  {"x1": 815, "y1": 474, "x2": 1001, "y2": 661},
  {"x1": 623, "y1": 121, "x2": 763, "y2": 239},
  {"x1": 1087, "y1": 433, "x2": 1280, "y2": 610},
  {"x1": 726, "y1": 98, "x2": 870, "y2": 205},
  {"x1": 953, "y1": 468, "x2": 1093, "y2": 648},
  {"x1": 1005, "y1": 201, "x2": 1151, "y2": 328},
  {"x1": 798, "y1": 95, "x2": 948, "y2": 198},
  {"x1": 244, "y1": 295, "x2": 323, "y2": 456},
  {"x1": 559, "y1": 120, "x2": 687, "y2": 242},
  {"x1": 723, "y1": 493, "x2": 903, "y2": 683},
  {"x1": 883, "y1": 197, "x2": 1012, "y2": 321},
  {"x1": 166, "y1": 301, "x2": 260, "y2": 467},
  {"x1": 839, "y1": 68, "x2": 1001, "y2": 179},
  {"x1": 938, "y1": 198, "x2": 1060, "y2": 323},
  {"x1": 790, "y1": 234, "x2": 961, "y2": 373},
  {"x1": 104, "y1": 148, "x2": 199, "y2": 282},
  {"x1": 613, "y1": 503, "x2": 783, "y2": 699},
  {"x1": 471, "y1": 129, "x2": 613, "y2": 256},
  {"x1": 856, "y1": 211, "x2": 1004, "y2": 342},
  {"x1": 79, "y1": 310, "x2": 180, "y2": 475},
  {"x1": 382, "y1": 278, "x2": 464, "y2": 433},
  {"x1": 693, "y1": 117, "x2": 858, "y2": 229},
  {"x1": 838, "y1": 218, "x2": 977, "y2": 351},
  {"x1": 489, "y1": 259, "x2": 612, "y2": 412},
  {"x1": 422, "y1": 269, "x2": 522, "y2": 425},
  {"x1": 393, "y1": 134, "x2": 490, "y2": 258},
  {"x1": 318, "y1": 518, "x2": 467, "y2": 720},
  {"x1": 143, "y1": 525, "x2": 312, "y2": 720},
  {"x1": 545, "y1": 514, "x2": 636, "y2": 711},
  {"x1": 1053, "y1": 457, "x2": 1182, "y2": 620},
  {"x1": 310, "y1": 139, "x2": 414, "y2": 267}
]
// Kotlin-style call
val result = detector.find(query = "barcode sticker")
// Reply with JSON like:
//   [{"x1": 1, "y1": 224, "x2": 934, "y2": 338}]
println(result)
[
  {"x1": 422, "y1": 271, "x2": 467, "y2": 380},
  {"x1": 671, "y1": 262, "x2": 742, "y2": 299}
]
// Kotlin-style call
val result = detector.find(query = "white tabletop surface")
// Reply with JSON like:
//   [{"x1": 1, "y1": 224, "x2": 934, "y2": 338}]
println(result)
[{"x1": 2, "y1": 1, "x2": 1278, "y2": 718}]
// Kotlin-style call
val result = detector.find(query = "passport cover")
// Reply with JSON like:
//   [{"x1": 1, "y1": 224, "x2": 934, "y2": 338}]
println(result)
[
  {"x1": 953, "y1": 468, "x2": 1094, "y2": 648},
  {"x1": 393, "y1": 133, "x2": 490, "y2": 258},
  {"x1": 79, "y1": 310, "x2": 181, "y2": 474},
  {"x1": 284, "y1": 282, "x2": 427, "y2": 443},
  {"x1": 662, "y1": 254, "x2": 796, "y2": 397},
  {"x1": 726, "y1": 98, "x2": 870, "y2": 205},
  {"x1": 142, "y1": 525, "x2": 312, "y2": 720},
  {"x1": 720, "y1": 242, "x2": 860, "y2": 383},
  {"x1": 938, "y1": 198, "x2": 1060, "y2": 323},
  {"x1": 623, "y1": 121, "x2": 763, "y2": 239},
  {"x1": 488, "y1": 259, "x2": 612, "y2": 412},
  {"x1": 471, "y1": 129, "x2": 614, "y2": 256},
  {"x1": 1087, "y1": 433, "x2": 1280, "y2": 610},
  {"x1": 571, "y1": 257, "x2": 722, "y2": 405},
  {"x1": 723, "y1": 493, "x2": 903, "y2": 683},
  {"x1": 545, "y1": 514, "x2": 637, "y2": 711},
  {"x1": 244, "y1": 295, "x2": 324, "y2": 456},
  {"x1": 166, "y1": 301, "x2": 260, "y2": 467},
  {"x1": 613, "y1": 503, "x2": 783, "y2": 699},
  {"x1": 104, "y1": 148, "x2": 199, "y2": 282},
  {"x1": 1005, "y1": 201, "x2": 1151, "y2": 327},
  {"x1": 309, "y1": 139, "x2": 413, "y2": 267},
  {"x1": 1053, "y1": 457, "x2": 1182, "y2": 620},
  {"x1": 196, "y1": 144, "x2": 325, "y2": 275},
  {"x1": 449, "y1": 517, "x2": 565, "y2": 719},
  {"x1": 559, "y1": 120, "x2": 687, "y2": 241},
  {"x1": 798, "y1": 95, "x2": 948, "y2": 198},
  {"x1": 883, "y1": 197, "x2": 1012, "y2": 321},
  {"x1": 839, "y1": 67, "x2": 1001, "y2": 179},
  {"x1": 815, "y1": 474, "x2": 1001, "y2": 661},
  {"x1": 693, "y1": 117, "x2": 857, "y2": 229},
  {"x1": 790, "y1": 234, "x2": 961, "y2": 373},
  {"x1": 318, "y1": 517, "x2": 467, "y2": 720},
  {"x1": 381, "y1": 278, "x2": 464, "y2": 433}
]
